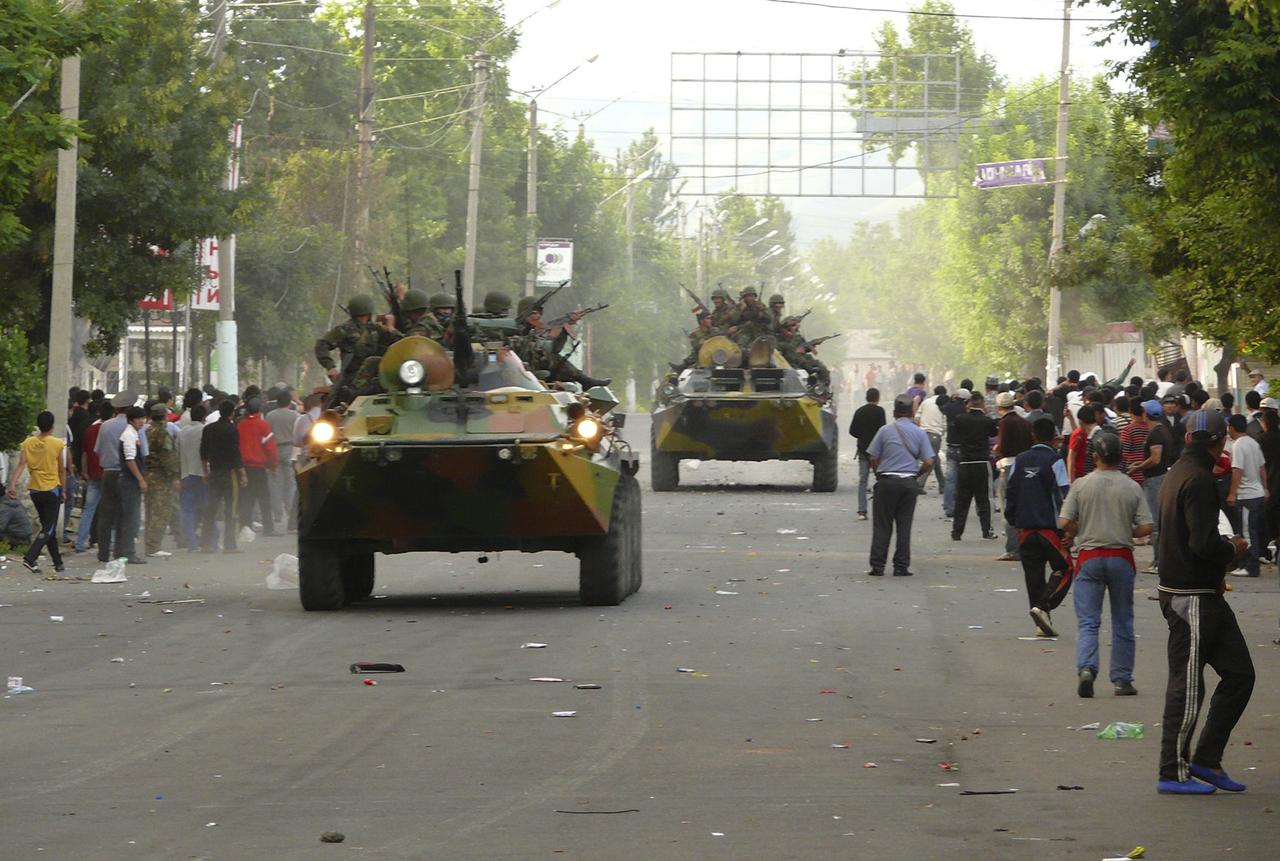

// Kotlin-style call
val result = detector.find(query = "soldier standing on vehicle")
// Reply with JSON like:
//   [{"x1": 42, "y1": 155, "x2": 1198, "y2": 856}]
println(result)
[
  {"x1": 672, "y1": 312, "x2": 718, "y2": 373},
  {"x1": 708, "y1": 287, "x2": 735, "y2": 330},
  {"x1": 768, "y1": 293, "x2": 787, "y2": 330},
  {"x1": 730, "y1": 286, "x2": 773, "y2": 349},
  {"x1": 510, "y1": 297, "x2": 611, "y2": 388},
  {"x1": 314, "y1": 295, "x2": 402, "y2": 388},
  {"x1": 777, "y1": 316, "x2": 830, "y2": 388}
]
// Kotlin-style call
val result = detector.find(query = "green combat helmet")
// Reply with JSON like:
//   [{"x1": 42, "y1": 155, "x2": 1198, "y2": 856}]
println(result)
[
  {"x1": 769, "y1": 293, "x2": 785, "y2": 306},
  {"x1": 348, "y1": 294, "x2": 375, "y2": 316},
  {"x1": 516, "y1": 295, "x2": 539, "y2": 318},
  {"x1": 739, "y1": 285, "x2": 759, "y2": 298},
  {"x1": 429, "y1": 292, "x2": 455, "y2": 309},
  {"x1": 710, "y1": 287, "x2": 730, "y2": 302},
  {"x1": 402, "y1": 288, "x2": 430, "y2": 313},
  {"x1": 484, "y1": 291, "x2": 512, "y2": 315}
]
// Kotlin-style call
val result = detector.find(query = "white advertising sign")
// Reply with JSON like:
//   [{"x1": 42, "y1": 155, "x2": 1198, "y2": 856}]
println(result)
[
  {"x1": 536, "y1": 239, "x2": 573, "y2": 284},
  {"x1": 193, "y1": 237, "x2": 221, "y2": 310}
]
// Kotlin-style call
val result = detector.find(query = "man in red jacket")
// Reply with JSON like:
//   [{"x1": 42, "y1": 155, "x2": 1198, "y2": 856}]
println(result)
[{"x1": 237, "y1": 397, "x2": 279, "y2": 537}]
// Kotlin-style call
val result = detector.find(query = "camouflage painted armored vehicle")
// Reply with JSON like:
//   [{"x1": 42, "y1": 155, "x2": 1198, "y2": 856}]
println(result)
[
  {"x1": 650, "y1": 335, "x2": 837, "y2": 492},
  {"x1": 296, "y1": 298, "x2": 640, "y2": 611}
]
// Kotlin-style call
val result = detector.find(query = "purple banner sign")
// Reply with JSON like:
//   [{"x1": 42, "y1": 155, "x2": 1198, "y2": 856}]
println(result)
[{"x1": 974, "y1": 158, "x2": 1048, "y2": 189}]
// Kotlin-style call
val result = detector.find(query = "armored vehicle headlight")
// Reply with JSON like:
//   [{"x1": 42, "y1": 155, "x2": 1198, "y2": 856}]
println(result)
[
  {"x1": 399, "y1": 359, "x2": 426, "y2": 386},
  {"x1": 310, "y1": 421, "x2": 336, "y2": 445},
  {"x1": 575, "y1": 417, "x2": 602, "y2": 441}
]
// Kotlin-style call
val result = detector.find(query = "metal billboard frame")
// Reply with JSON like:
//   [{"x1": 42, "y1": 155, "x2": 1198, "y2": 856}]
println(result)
[{"x1": 669, "y1": 51, "x2": 963, "y2": 198}]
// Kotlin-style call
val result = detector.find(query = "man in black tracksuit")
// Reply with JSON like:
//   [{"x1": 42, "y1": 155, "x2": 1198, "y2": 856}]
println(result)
[
  {"x1": 951, "y1": 392, "x2": 998, "y2": 540},
  {"x1": 1156, "y1": 409, "x2": 1254, "y2": 795}
]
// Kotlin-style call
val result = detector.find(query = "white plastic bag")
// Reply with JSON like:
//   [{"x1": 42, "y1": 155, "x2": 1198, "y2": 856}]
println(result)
[
  {"x1": 238, "y1": 525, "x2": 257, "y2": 545},
  {"x1": 266, "y1": 553, "x2": 298, "y2": 590},
  {"x1": 91, "y1": 558, "x2": 128, "y2": 584}
]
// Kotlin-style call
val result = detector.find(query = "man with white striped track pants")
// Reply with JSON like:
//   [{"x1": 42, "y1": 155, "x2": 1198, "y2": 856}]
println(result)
[{"x1": 1156, "y1": 409, "x2": 1255, "y2": 795}]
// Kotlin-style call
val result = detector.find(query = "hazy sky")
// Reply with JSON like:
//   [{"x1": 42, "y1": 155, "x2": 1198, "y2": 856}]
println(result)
[{"x1": 501, "y1": 0, "x2": 1143, "y2": 244}]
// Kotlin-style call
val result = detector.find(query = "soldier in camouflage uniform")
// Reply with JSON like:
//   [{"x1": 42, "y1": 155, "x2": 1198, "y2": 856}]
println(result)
[
  {"x1": 314, "y1": 294, "x2": 402, "y2": 388},
  {"x1": 672, "y1": 312, "x2": 719, "y2": 372},
  {"x1": 509, "y1": 296, "x2": 612, "y2": 388},
  {"x1": 402, "y1": 288, "x2": 445, "y2": 340},
  {"x1": 429, "y1": 292, "x2": 456, "y2": 343},
  {"x1": 708, "y1": 287, "x2": 735, "y2": 330},
  {"x1": 144, "y1": 404, "x2": 180, "y2": 556},
  {"x1": 729, "y1": 285, "x2": 774, "y2": 350},
  {"x1": 768, "y1": 293, "x2": 787, "y2": 331},
  {"x1": 777, "y1": 315, "x2": 831, "y2": 389},
  {"x1": 473, "y1": 291, "x2": 516, "y2": 342}
]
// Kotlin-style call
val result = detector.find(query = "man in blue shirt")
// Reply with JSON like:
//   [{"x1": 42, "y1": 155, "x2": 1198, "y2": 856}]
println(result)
[
  {"x1": 1005, "y1": 418, "x2": 1072, "y2": 636},
  {"x1": 865, "y1": 394, "x2": 935, "y2": 577}
]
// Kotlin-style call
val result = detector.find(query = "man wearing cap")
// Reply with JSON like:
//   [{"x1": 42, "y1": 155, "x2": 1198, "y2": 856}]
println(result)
[
  {"x1": 1243, "y1": 365, "x2": 1269, "y2": 396},
  {"x1": 951, "y1": 392, "x2": 999, "y2": 541},
  {"x1": 143, "y1": 403, "x2": 180, "y2": 558},
  {"x1": 1162, "y1": 392, "x2": 1190, "y2": 464},
  {"x1": 1155, "y1": 409, "x2": 1254, "y2": 795},
  {"x1": 1059, "y1": 432, "x2": 1152, "y2": 696},
  {"x1": 864, "y1": 393, "x2": 934, "y2": 576},
  {"x1": 994, "y1": 391, "x2": 1033, "y2": 561}
]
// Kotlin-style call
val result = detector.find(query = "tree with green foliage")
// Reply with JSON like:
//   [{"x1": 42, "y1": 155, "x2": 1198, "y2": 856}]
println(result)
[
  {"x1": 1098, "y1": 0, "x2": 1280, "y2": 365},
  {"x1": 0, "y1": 329, "x2": 46, "y2": 452}
]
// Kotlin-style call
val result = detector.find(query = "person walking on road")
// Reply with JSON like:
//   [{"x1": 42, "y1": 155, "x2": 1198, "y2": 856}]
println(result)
[
  {"x1": 177, "y1": 403, "x2": 208, "y2": 552},
  {"x1": 848, "y1": 388, "x2": 886, "y2": 522},
  {"x1": 917, "y1": 385, "x2": 948, "y2": 497},
  {"x1": 144, "y1": 404, "x2": 179, "y2": 558},
  {"x1": 1058, "y1": 433, "x2": 1152, "y2": 697},
  {"x1": 201, "y1": 400, "x2": 246, "y2": 553},
  {"x1": 116, "y1": 406, "x2": 149, "y2": 565},
  {"x1": 1004, "y1": 418, "x2": 1072, "y2": 637},
  {"x1": 237, "y1": 398, "x2": 279, "y2": 537},
  {"x1": 994, "y1": 391, "x2": 1033, "y2": 561},
  {"x1": 1156, "y1": 409, "x2": 1255, "y2": 795},
  {"x1": 7, "y1": 411, "x2": 67, "y2": 575},
  {"x1": 951, "y1": 392, "x2": 998, "y2": 541},
  {"x1": 1226, "y1": 414, "x2": 1269, "y2": 577},
  {"x1": 864, "y1": 394, "x2": 934, "y2": 577}
]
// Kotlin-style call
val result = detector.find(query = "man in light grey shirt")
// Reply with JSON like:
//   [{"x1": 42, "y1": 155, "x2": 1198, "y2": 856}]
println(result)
[
  {"x1": 266, "y1": 391, "x2": 298, "y2": 524},
  {"x1": 177, "y1": 403, "x2": 208, "y2": 551},
  {"x1": 916, "y1": 385, "x2": 948, "y2": 497}
]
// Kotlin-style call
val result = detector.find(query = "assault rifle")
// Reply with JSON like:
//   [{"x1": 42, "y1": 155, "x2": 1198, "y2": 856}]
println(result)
[
  {"x1": 800, "y1": 333, "x2": 841, "y2": 353},
  {"x1": 514, "y1": 279, "x2": 569, "y2": 329},
  {"x1": 452, "y1": 269, "x2": 475, "y2": 385},
  {"x1": 369, "y1": 266, "x2": 405, "y2": 333},
  {"x1": 680, "y1": 283, "x2": 710, "y2": 315},
  {"x1": 543, "y1": 303, "x2": 609, "y2": 330}
]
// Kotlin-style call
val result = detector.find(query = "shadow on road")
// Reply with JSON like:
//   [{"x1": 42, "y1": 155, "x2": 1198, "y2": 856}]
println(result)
[{"x1": 338, "y1": 590, "x2": 594, "y2": 613}]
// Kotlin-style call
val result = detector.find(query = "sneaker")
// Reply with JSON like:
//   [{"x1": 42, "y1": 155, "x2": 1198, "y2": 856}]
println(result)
[
  {"x1": 951, "y1": 534, "x2": 962, "y2": 541},
  {"x1": 995, "y1": 552, "x2": 1019, "y2": 561},
  {"x1": 125, "y1": 557, "x2": 148, "y2": 565},
  {"x1": 22, "y1": 559, "x2": 42, "y2": 575},
  {"x1": 865, "y1": 569, "x2": 885, "y2": 577},
  {"x1": 1077, "y1": 668, "x2": 1095, "y2": 698},
  {"x1": 1157, "y1": 778, "x2": 1216, "y2": 795},
  {"x1": 148, "y1": 550, "x2": 173, "y2": 558},
  {"x1": 1189, "y1": 763, "x2": 1247, "y2": 792},
  {"x1": 1143, "y1": 564, "x2": 1159, "y2": 575},
  {"x1": 1114, "y1": 681, "x2": 1138, "y2": 696},
  {"x1": 982, "y1": 531, "x2": 999, "y2": 540},
  {"x1": 892, "y1": 569, "x2": 914, "y2": 577},
  {"x1": 53, "y1": 564, "x2": 65, "y2": 574},
  {"x1": 857, "y1": 513, "x2": 868, "y2": 521},
  {"x1": 1030, "y1": 607, "x2": 1057, "y2": 637}
]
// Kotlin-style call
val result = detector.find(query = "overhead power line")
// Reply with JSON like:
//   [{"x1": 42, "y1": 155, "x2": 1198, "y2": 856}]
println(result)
[{"x1": 764, "y1": 0, "x2": 1117, "y2": 22}]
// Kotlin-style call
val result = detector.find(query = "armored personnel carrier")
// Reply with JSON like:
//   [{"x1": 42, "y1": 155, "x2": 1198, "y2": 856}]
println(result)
[
  {"x1": 296, "y1": 301, "x2": 640, "y2": 611},
  {"x1": 650, "y1": 335, "x2": 837, "y2": 492}
]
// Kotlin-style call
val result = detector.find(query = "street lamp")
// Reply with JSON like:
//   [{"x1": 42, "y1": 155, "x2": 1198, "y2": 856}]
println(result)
[
  {"x1": 732, "y1": 217, "x2": 768, "y2": 238},
  {"x1": 747, "y1": 229, "x2": 779, "y2": 247},
  {"x1": 525, "y1": 53, "x2": 600, "y2": 295}
]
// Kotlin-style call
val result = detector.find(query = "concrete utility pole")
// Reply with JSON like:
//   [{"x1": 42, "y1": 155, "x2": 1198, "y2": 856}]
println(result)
[
  {"x1": 353, "y1": 0, "x2": 376, "y2": 287},
  {"x1": 624, "y1": 162, "x2": 635, "y2": 286},
  {"x1": 524, "y1": 99, "x2": 538, "y2": 297},
  {"x1": 1044, "y1": 0, "x2": 1071, "y2": 384},
  {"x1": 215, "y1": 120, "x2": 242, "y2": 395},
  {"x1": 44, "y1": 0, "x2": 83, "y2": 434},
  {"x1": 462, "y1": 53, "x2": 489, "y2": 309},
  {"x1": 695, "y1": 210, "x2": 706, "y2": 296}
]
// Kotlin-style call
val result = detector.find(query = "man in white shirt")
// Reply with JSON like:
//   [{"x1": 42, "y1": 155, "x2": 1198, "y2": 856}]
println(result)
[
  {"x1": 1227, "y1": 414, "x2": 1269, "y2": 577},
  {"x1": 916, "y1": 385, "x2": 948, "y2": 497}
]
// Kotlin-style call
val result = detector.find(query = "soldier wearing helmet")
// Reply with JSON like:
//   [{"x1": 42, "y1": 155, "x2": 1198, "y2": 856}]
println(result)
[
  {"x1": 400, "y1": 288, "x2": 448, "y2": 342},
  {"x1": 671, "y1": 311, "x2": 720, "y2": 373},
  {"x1": 708, "y1": 287, "x2": 735, "y2": 330},
  {"x1": 315, "y1": 294, "x2": 402, "y2": 387},
  {"x1": 778, "y1": 315, "x2": 830, "y2": 389},
  {"x1": 473, "y1": 291, "x2": 515, "y2": 341},
  {"x1": 768, "y1": 293, "x2": 786, "y2": 330},
  {"x1": 729, "y1": 284, "x2": 773, "y2": 349},
  {"x1": 509, "y1": 296, "x2": 612, "y2": 389}
]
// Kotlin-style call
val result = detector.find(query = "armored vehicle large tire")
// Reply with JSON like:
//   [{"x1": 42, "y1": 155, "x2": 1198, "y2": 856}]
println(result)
[
  {"x1": 626, "y1": 472, "x2": 643, "y2": 596},
  {"x1": 651, "y1": 450, "x2": 679, "y2": 492},
  {"x1": 299, "y1": 539, "x2": 344, "y2": 611},
  {"x1": 341, "y1": 553, "x2": 375, "y2": 604},
  {"x1": 579, "y1": 474, "x2": 641, "y2": 605},
  {"x1": 812, "y1": 444, "x2": 838, "y2": 493}
]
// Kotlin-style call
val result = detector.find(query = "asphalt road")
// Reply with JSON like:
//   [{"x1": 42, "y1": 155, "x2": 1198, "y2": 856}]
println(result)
[{"x1": 2, "y1": 412, "x2": 1277, "y2": 860}]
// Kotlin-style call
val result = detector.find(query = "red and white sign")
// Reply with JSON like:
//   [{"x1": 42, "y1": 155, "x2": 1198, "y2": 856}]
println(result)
[
  {"x1": 138, "y1": 290, "x2": 173, "y2": 311},
  {"x1": 192, "y1": 237, "x2": 221, "y2": 310}
]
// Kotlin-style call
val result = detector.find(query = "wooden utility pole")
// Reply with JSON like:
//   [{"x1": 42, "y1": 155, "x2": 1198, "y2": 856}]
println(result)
[
  {"x1": 462, "y1": 53, "x2": 489, "y2": 308},
  {"x1": 1044, "y1": 0, "x2": 1071, "y2": 383},
  {"x1": 45, "y1": 0, "x2": 82, "y2": 433},
  {"x1": 353, "y1": 0, "x2": 376, "y2": 288}
]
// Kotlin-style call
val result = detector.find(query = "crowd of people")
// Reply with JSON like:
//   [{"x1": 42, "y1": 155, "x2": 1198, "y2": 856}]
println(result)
[
  {"x1": 850, "y1": 364, "x2": 1275, "y2": 795},
  {"x1": 6, "y1": 383, "x2": 323, "y2": 573}
]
